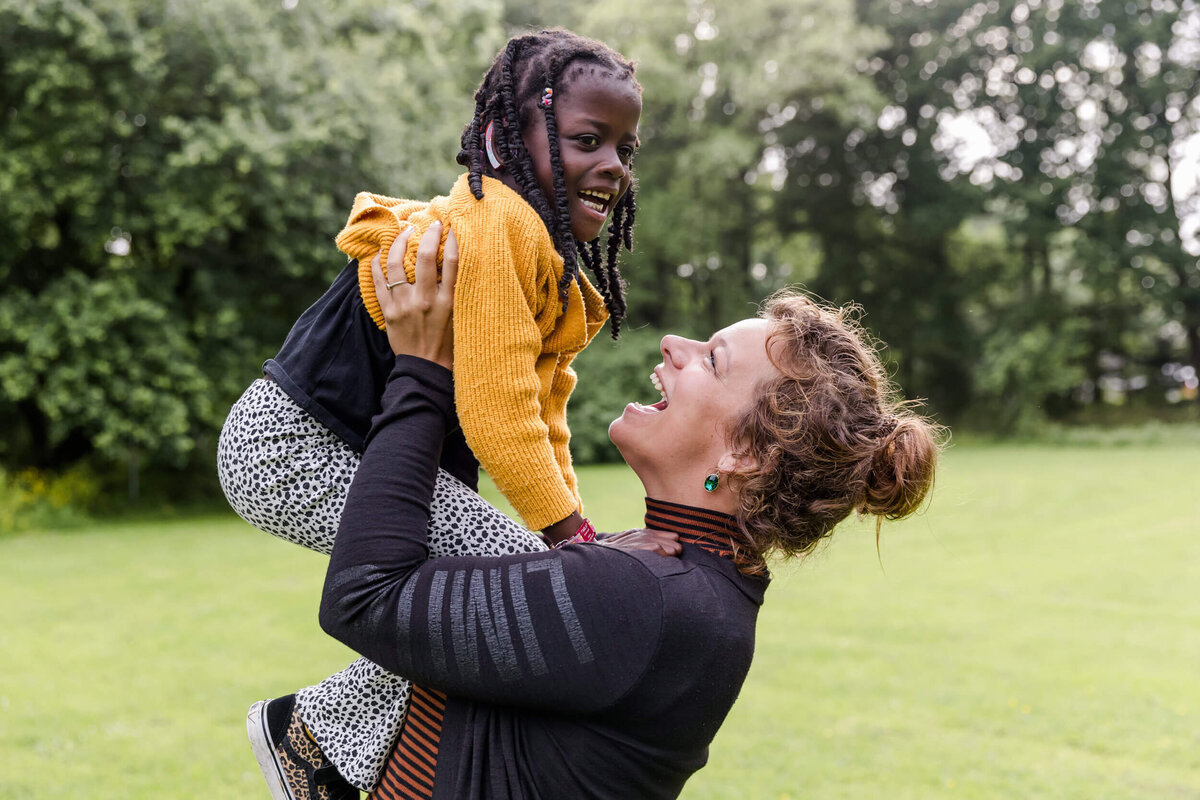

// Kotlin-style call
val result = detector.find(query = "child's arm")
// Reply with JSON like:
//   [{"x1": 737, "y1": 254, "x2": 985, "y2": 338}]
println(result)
[
  {"x1": 450, "y1": 222, "x2": 581, "y2": 532},
  {"x1": 540, "y1": 358, "x2": 586, "y2": 542},
  {"x1": 334, "y1": 191, "x2": 429, "y2": 331}
]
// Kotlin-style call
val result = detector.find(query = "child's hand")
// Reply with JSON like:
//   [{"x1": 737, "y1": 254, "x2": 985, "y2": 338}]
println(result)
[
  {"x1": 371, "y1": 222, "x2": 457, "y2": 370},
  {"x1": 596, "y1": 528, "x2": 682, "y2": 558}
]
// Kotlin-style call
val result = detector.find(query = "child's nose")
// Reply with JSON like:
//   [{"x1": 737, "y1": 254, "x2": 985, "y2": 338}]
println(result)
[{"x1": 596, "y1": 146, "x2": 625, "y2": 177}]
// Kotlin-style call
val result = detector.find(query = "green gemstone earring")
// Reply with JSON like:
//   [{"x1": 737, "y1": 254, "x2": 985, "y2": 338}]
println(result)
[{"x1": 703, "y1": 473, "x2": 719, "y2": 492}]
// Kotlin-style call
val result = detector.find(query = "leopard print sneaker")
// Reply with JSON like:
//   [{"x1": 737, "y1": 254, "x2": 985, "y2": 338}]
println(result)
[{"x1": 247, "y1": 694, "x2": 359, "y2": 800}]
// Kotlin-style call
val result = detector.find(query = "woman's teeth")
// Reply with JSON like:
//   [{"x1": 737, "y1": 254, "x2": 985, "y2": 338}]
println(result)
[
  {"x1": 579, "y1": 190, "x2": 612, "y2": 214},
  {"x1": 650, "y1": 371, "x2": 665, "y2": 401}
]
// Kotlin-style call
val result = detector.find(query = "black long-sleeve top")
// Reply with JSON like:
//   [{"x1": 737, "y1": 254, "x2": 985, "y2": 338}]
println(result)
[{"x1": 320, "y1": 356, "x2": 768, "y2": 799}]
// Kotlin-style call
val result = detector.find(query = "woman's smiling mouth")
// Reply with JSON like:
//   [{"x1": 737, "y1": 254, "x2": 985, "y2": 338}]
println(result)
[
  {"x1": 621, "y1": 368, "x2": 670, "y2": 416},
  {"x1": 647, "y1": 368, "x2": 668, "y2": 410}
]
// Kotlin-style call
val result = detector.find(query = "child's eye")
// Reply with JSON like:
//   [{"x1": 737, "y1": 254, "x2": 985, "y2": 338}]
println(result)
[
  {"x1": 619, "y1": 145, "x2": 636, "y2": 163},
  {"x1": 577, "y1": 134, "x2": 599, "y2": 147}
]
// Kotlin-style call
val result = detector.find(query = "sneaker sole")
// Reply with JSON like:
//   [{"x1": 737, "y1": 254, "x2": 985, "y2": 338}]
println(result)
[{"x1": 246, "y1": 700, "x2": 298, "y2": 800}]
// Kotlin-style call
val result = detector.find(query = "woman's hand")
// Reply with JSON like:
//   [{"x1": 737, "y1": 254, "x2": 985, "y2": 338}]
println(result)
[
  {"x1": 596, "y1": 528, "x2": 682, "y2": 558},
  {"x1": 370, "y1": 222, "x2": 457, "y2": 370}
]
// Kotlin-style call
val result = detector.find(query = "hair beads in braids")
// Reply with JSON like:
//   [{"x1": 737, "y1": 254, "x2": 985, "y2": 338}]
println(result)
[{"x1": 455, "y1": 29, "x2": 640, "y2": 338}]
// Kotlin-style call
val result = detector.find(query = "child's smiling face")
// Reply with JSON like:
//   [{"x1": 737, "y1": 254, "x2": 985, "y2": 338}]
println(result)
[{"x1": 522, "y1": 69, "x2": 642, "y2": 243}]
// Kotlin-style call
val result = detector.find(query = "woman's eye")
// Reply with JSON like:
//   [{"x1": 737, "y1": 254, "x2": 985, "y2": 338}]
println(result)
[{"x1": 708, "y1": 351, "x2": 717, "y2": 370}]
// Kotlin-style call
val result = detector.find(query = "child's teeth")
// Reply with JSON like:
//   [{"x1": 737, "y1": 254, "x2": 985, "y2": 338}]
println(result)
[{"x1": 580, "y1": 191, "x2": 612, "y2": 213}]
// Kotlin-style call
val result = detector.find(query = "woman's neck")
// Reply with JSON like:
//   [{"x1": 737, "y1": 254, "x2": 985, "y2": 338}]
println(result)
[
  {"x1": 643, "y1": 497, "x2": 741, "y2": 561},
  {"x1": 636, "y1": 471, "x2": 740, "y2": 516},
  {"x1": 643, "y1": 497, "x2": 765, "y2": 574}
]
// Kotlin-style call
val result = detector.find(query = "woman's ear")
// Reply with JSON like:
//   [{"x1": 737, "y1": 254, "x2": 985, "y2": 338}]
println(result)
[{"x1": 717, "y1": 450, "x2": 757, "y2": 477}]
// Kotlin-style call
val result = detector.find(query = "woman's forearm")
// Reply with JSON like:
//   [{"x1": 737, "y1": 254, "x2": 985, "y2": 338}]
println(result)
[
  {"x1": 319, "y1": 356, "x2": 663, "y2": 712},
  {"x1": 320, "y1": 356, "x2": 456, "y2": 638}
]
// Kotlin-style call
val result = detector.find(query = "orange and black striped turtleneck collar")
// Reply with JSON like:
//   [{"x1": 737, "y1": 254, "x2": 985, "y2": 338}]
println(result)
[{"x1": 643, "y1": 497, "x2": 745, "y2": 563}]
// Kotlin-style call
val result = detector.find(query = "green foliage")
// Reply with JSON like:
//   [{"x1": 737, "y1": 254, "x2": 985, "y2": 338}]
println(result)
[
  {"x1": 566, "y1": 326, "x2": 667, "y2": 463},
  {"x1": 0, "y1": 270, "x2": 213, "y2": 466},
  {"x1": 0, "y1": 0, "x2": 503, "y2": 477},
  {"x1": 0, "y1": 463, "x2": 98, "y2": 533},
  {"x1": 968, "y1": 311, "x2": 1089, "y2": 434}
]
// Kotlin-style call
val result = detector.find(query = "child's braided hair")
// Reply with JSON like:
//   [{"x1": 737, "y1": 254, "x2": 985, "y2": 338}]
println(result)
[{"x1": 456, "y1": 29, "x2": 639, "y2": 338}]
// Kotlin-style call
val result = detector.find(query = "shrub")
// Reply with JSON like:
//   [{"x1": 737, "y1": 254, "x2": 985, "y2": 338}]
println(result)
[
  {"x1": 0, "y1": 464, "x2": 100, "y2": 533},
  {"x1": 567, "y1": 327, "x2": 667, "y2": 463}
]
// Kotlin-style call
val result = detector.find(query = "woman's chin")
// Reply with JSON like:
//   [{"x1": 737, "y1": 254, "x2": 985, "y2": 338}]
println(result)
[
  {"x1": 607, "y1": 414, "x2": 627, "y2": 445},
  {"x1": 608, "y1": 412, "x2": 639, "y2": 455},
  {"x1": 609, "y1": 403, "x2": 654, "y2": 440}
]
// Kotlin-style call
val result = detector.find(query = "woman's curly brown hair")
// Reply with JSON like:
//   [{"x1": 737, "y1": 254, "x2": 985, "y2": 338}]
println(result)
[{"x1": 725, "y1": 289, "x2": 943, "y2": 573}]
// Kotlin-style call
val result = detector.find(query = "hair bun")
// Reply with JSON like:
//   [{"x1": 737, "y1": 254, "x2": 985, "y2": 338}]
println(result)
[{"x1": 863, "y1": 416, "x2": 938, "y2": 519}]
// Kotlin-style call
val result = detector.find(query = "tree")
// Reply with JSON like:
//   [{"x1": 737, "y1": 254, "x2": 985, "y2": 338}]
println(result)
[
  {"x1": 770, "y1": 0, "x2": 986, "y2": 418},
  {"x1": 916, "y1": 0, "x2": 1200, "y2": 410},
  {"x1": 0, "y1": 0, "x2": 502, "y2": 481},
  {"x1": 580, "y1": 0, "x2": 884, "y2": 334}
]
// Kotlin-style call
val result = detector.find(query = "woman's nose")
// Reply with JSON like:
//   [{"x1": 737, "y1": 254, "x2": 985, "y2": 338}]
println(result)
[{"x1": 660, "y1": 334, "x2": 696, "y2": 368}]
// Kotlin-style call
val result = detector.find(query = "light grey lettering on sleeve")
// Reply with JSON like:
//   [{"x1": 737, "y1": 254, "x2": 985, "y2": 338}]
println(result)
[
  {"x1": 528, "y1": 558, "x2": 594, "y2": 665},
  {"x1": 507, "y1": 562, "x2": 548, "y2": 676},
  {"x1": 394, "y1": 572, "x2": 419, "y2": 644},
  {"x1": 428, "y1": 570, "x2": 449, "y2": 676},
  {"x1": 450, "y1": 569, "x2": 481, "y2": 682},
  {"x1": 469, "y1": 567, "x2": 520, "y2": 682}
]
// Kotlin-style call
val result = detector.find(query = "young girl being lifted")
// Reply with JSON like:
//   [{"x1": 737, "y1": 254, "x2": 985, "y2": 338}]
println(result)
[{"x1": 217, "y1": 29, "x2": 644, "y2": 799}]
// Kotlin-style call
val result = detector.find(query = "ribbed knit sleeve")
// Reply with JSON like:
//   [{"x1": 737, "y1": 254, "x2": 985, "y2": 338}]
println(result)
[
  {"x1": 335, "y1": 192, "x2": 430, "y2": 330},
  {"x1": 545, "y1": 356, "x2": 582, "y2": 509},
  {"x1": 334, "y1": 175, "x2": 599, "y2": 531},
  {"x1": 447, "y1": 178, "x2": 584, "y2": 531},
  {"x1": 547, "y1": 278, "x2": 608, "y2": 512}
]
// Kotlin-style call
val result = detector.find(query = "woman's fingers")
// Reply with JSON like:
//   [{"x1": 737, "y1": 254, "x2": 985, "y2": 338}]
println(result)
[
  {"x1": 441, "y1": 228, "x2": 459, "y2": 300},
  {"x1": 414, "y1": 222, "x2": 442, "y2": 304},
  {"x1": 372, "y1": 227, "x2": 413, "y2": 317},
  {"x1": 386, "y1": 227, "x2": 412, "y2": 288},
  {"x1": 371, "y1": 221, "x2": 455, "y2": 369},
  {"x1": 370, "y1": 251, "x2": 389, "y2": 311}
]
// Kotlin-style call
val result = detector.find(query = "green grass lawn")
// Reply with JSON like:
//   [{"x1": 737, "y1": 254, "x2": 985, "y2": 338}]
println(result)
[{"x1": 2, "y1": 443, "x2": 1198, "y2": 799}]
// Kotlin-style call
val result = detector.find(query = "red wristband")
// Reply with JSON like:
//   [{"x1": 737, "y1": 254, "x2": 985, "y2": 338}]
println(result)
[
  {"x1": 575, "y1": 517, "x2": 596, "y2": 543},
  {"x1": 553, "y1": 517, "x2": 596, "y2": 548}
]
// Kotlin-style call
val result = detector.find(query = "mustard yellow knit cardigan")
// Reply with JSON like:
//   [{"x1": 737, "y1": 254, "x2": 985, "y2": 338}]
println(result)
[{"x1": 335, "y1": 174, "x2": 609, "y2": 531}]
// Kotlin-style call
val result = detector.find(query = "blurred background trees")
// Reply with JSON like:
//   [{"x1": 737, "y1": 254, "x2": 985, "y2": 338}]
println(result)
[{"x1": 1, "y1": 0, "x2": 1197, "y2": 507}]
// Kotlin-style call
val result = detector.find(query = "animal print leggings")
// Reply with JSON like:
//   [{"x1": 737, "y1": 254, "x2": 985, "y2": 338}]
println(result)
[{"x1": 217, "y1": 379, "x2": 547, "y2": 790}]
